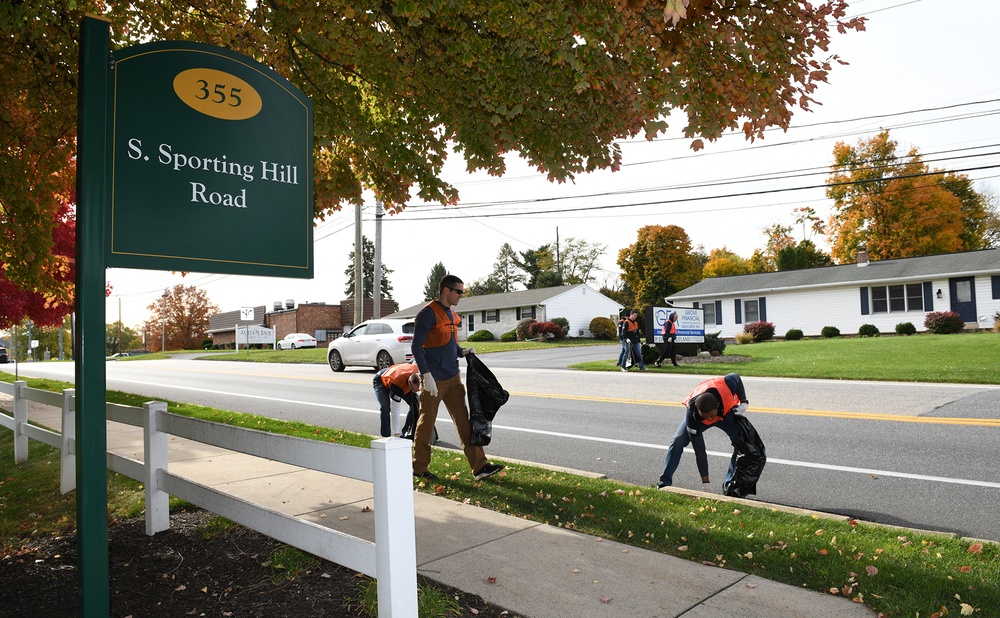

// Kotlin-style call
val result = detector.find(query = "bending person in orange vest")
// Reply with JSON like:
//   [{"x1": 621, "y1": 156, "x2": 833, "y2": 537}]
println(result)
[
  {"x1": 410, "y1": 274, "x2": 504, "y2": 482},
  {"x1": 372, "y1": 363, "x2": 421, "y2": 438},
  {"x1": 657, "y1": 373, "x2": 748, "y2": 489}
]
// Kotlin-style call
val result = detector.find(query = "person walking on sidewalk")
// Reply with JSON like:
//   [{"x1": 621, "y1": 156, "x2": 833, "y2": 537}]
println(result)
[
  {"x1": 411, "y1": 274, "x2": 504, "y2": 482},
  {"x1": 620, "y1": 309, "x2": 645, "y2": 371},
  {"x1": 657, "y1": 373, "x2": 748, "y2": 488},
  {"x1": 655, "y1": 311, "x2": 679, "y2": 367}
]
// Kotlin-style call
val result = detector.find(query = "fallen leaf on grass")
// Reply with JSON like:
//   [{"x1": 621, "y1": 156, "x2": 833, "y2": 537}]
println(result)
[
  {"x1": 968, "y1": 542, "x2": 983, "y2": 554},
  {"x1": 959, "y1": 565, "x2": 973, "y2": 573},
  {"x1": 865, "y1": 566, "x2": 878, "y2": 576},
  {"x1": 960, "y1": 603, "x2": 974, "y2": 615}
]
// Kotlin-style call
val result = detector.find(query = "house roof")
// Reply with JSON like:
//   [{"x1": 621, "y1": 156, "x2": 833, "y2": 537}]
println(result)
[
  {"x1": 668, "y1": 248, "x2": 1000, "y2": 299},
  {"x1": 388, "y1": 284, "x2": 607, "y2": 318},
  {"x1": 207, "y1": 305, "x2": 267, "y2": 334}
]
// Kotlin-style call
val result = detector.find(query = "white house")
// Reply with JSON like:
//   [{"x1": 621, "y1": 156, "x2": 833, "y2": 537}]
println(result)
[
  {"x1": 390, "y1": 284, "x2": 622, "y2": 340},
  {"x1": 666, "y1": 248, "x2": 1000, "y2": 338}
]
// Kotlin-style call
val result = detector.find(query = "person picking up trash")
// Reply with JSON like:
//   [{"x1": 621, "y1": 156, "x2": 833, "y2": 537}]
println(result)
[
  {"x1": 410, "y1": 274, "x2": 504, "y2": 482},
  {"x1": 657, "y1": 373, "x2": 748, "y2": 489}
]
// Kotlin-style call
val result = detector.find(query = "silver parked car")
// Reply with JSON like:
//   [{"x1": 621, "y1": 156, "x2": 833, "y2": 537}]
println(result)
[
  {"x1": 277, "y1": 333, "x2": 318, "y2": 350},
  {"x1": 327, "y1": 319, "x2": 414, "y2": 371}
]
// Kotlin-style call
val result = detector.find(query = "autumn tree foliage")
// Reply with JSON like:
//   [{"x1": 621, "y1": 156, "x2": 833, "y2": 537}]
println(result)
[
  {"x1": 825, "y1": 131, "x2": 990, "y2": 262},
  {"x1": 142, "y1": 285, "x2": 219, "y2": 352},
  {"x1": 617, "y1": 225, "x2": 701, "y2": 309},
  {"x1": 0, "y1": 195, "x2": 76, "y2": 329},
  {"x1": 3, "y1": 0, "x2": 864, "y2": 229},
  {"x1": 702, "y1": 246, "x2": 751, "y2": 278}
]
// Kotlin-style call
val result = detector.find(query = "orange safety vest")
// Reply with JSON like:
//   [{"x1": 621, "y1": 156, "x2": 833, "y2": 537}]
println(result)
[
  {"x1": 683, "y1": 376, "x2": 740, "y2": 426},
  {"x1": 380, "y1": 364, "x2": 420, "y2": 394},
  {"x1": 423, "y1": 301, "x2": 462, "y2": 348},
  {"x1": 663, "y1": 320, "x2": 676, "y2": 337}
]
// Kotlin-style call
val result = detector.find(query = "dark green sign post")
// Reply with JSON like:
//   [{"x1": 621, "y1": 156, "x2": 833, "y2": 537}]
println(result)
[{"x1": 76, "y1": 15, "x2": 313, "y2": 615}]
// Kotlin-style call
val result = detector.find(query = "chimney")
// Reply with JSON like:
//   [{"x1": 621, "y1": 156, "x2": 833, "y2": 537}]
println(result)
[{"x1": 856, "y1": 249, "x2": 869, "y2": 267}]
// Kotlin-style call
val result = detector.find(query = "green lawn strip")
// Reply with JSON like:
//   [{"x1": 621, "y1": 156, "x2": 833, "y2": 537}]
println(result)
[
  {"x1": 576, "y1": 333, "x2": 1000, "y2": 384},
  {"x1": 3, "y1": 374, "x2": 997, "y2": 617},
  {"x1": 424, "y1": 455, "x2": 998, "y2": 617}
]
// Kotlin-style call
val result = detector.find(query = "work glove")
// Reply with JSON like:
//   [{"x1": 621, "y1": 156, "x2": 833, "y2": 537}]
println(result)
[
  {"x1": 421, "y1": 373, "x2": 438, "y2": 398},
  {"x1": 734, "y1": 402, "x2": 748, "y2": 416},
  {"x1": 462, "y1": 347, "x2": 476, "y2": 357}
]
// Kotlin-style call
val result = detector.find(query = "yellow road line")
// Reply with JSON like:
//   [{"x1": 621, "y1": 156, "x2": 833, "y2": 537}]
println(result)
[{"x1": 508, "y1": 392, "x2": 1000, "y2": 427}]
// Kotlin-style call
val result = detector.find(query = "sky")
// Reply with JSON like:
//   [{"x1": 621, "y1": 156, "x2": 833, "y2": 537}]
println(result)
[{"x1": 105, "y1": 0, "x2": 1000, "y2": 328}]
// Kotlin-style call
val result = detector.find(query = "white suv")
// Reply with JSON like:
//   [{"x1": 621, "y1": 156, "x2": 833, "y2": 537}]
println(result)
[{"x1": 327, "y1": 319, "x2": 415, "y2": 372}]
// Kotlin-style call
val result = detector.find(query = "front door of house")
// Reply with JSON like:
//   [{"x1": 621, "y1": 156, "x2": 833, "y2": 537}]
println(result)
[{"x1": 949, "y1": 277, "x2": 977, "y2": 323}]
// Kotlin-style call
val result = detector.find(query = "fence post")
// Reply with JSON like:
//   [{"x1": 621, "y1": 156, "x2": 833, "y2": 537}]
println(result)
[
  {"x1": 13, "y1": 381, "x2": 28, "y2": 463},
  {"x1": 143, "y1": 401, "x2": 170, "y2": 535},
  {"x1": 371, "y1": 437, "x2": 418, "y2": 617},
  {"x1": 60, "y1": 389, "x2": 76, "y2": 494}
]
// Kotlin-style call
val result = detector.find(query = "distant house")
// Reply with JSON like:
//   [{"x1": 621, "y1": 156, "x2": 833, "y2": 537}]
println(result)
[
  {"x1": 390, "y1": 284, "x2": 622, "y2": 340},
  {"x1": 666, "y1": 248, "x2": 1000, "y2": 338}
]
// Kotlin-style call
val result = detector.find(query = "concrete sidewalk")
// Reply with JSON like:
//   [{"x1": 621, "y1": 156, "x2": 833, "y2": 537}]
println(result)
[{"x1": 21, "y1": 401, "x2": 875, "y2": 618}]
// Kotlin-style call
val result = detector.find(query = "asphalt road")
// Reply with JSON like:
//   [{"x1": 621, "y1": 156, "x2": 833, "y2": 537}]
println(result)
[{"x1": 5, "y1": 345, "x2": 999, "y2": 541}]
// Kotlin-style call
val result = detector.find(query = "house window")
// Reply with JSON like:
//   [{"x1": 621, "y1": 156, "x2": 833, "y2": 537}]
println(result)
[
  {"x1": 888, "y1": 285, "x2": 905, "y2": 312},
  {"x1": 871, "y1": 283, "x2": 926, "y2": 313},
  {"x1": 906, "y1": 283, "x2": 923, "y2": 311},
  {"x1": 743, "y1": 299, "x2": 759, "y2": 323},
  {"x1": 483, "y1": 309, "x2": 500, "y2": 323},
  {"x1": 703, "y1": 302, "x2": 716, "y2": 326},
  {"x1": 516, "y1": 307, "x2": 536, "y2": 320},
  {"x1": 467, "y1": 313, "x2": 475, "y2": 332}
]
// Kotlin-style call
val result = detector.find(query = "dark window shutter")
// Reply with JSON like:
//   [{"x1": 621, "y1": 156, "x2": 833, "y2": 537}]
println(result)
[
  {"x1": 992, "y1": 276, "x2": 1000, "y2": 299},
  {"x1": 715, "y1": 301, "x2": 723, "y2": 325},
  {"x1": 481, "y1": 311, "x2": 486, "y2": 321},
  {"x1": 759, "y1": 297, "x2": 767, "y2": 322},
  {"x1": 860, "y1": 287, "x2": 870, "y2": 315},
  {"x1": 735, "y1": 300, "x2": 742, "y2": 324},
  {"x1": 923, "y1": 281, "x2": 934, "y2": 307},
  {"x1": 516, "y1": 308, "x2": 521, "y2": 320}
]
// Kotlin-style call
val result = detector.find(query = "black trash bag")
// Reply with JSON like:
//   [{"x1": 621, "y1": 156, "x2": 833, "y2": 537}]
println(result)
[
  {"x1": 466, "y1": 354, "x2": 509, "y2": 446},
  {"x1": 723, "y1": 415, "x2": 766, "y2": 498}
]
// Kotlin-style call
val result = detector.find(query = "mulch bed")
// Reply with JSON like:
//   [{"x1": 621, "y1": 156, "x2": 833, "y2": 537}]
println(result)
[{"x1": 0, "y1": 510, "x2": 518, "y2": 617}]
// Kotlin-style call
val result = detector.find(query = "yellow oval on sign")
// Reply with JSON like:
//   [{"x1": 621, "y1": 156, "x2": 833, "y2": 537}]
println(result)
[{"x1": 173, "y1": 68, "x2": 263, "y2": 121}]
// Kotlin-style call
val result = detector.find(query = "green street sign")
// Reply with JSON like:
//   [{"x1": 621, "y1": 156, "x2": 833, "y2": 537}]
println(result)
[{"x1": 107, "y1": 41, "x2": 313, "y2": 277}]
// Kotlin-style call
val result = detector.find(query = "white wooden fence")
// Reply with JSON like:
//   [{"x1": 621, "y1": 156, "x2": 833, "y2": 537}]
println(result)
[{"x1": 0, "y1": 380, "x2": 418, "y2": 617}]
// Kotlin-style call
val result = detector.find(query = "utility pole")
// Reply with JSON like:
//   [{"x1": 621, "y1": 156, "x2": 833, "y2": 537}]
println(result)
[
  {"x1": 354, "y1": 202, "x2": 363, "y2": 327},
  {"x1": 556, "y1": 226, "x2": 562, "y2": 280},
  {"x1": 373, "y1": 200, "x2": 383, "y2": 319}
]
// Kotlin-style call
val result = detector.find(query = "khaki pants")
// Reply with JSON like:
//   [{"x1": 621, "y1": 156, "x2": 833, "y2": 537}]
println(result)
[{"x1": 412, "y1": 374, "x2": 487, "y2": 475}]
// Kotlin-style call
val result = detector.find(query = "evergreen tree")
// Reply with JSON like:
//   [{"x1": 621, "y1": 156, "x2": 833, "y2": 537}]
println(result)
[
  {"x1": 423, "y1": 262, "x2": 448, "y2": 301},
  {"x1": 343, "y1": 236, "x2": 395, "y2": 299}
]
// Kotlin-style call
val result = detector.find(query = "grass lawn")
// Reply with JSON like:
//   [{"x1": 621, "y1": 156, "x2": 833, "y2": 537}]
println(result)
[{"x1": 577, "y1": 332, "x2": 1000, "y2": 384}]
